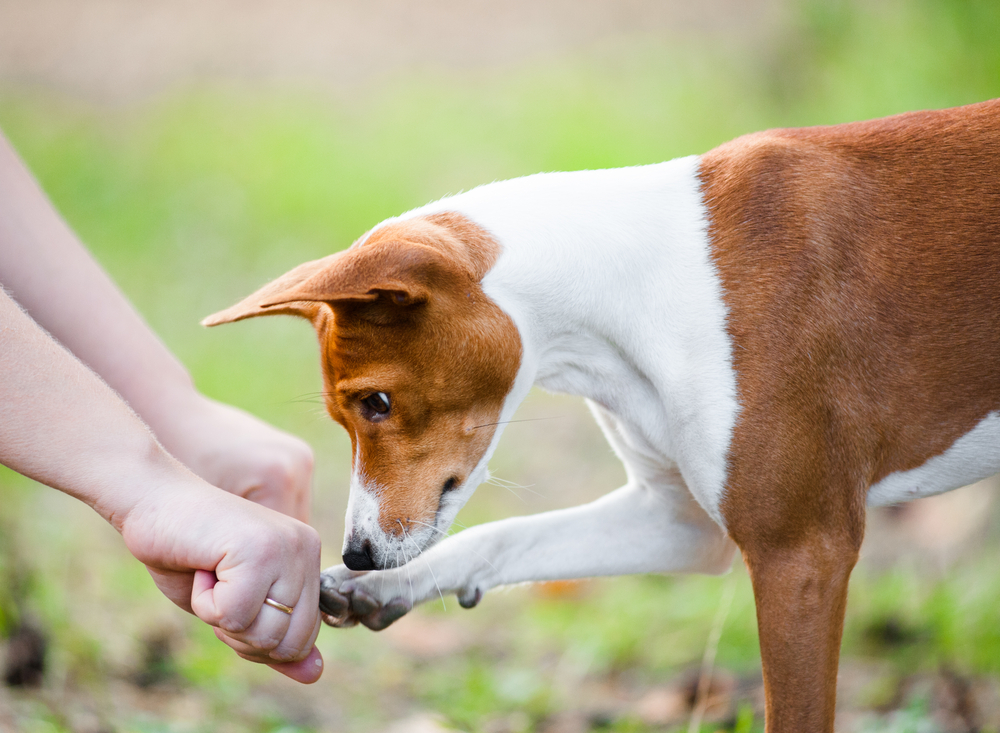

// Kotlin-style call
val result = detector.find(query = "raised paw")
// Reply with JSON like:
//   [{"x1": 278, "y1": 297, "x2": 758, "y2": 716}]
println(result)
[
  {"x1": 319, "y1": 564, "x2": 364, "y2": 627},
  {"x1": 319, "y1": 564, "x2": 413, "y2": 631}
]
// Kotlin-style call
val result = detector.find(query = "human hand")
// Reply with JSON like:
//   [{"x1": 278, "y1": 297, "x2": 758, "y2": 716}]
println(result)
[
  {"x1": 146, "y1": 392, "x2": 314, "y2": 522},
  {"x1": 119, "y1": 468, "x2": 324, "y2": 683}
]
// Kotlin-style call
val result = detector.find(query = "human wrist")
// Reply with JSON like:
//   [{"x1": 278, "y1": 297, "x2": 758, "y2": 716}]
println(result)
[{"x1": 86, "y1": 434, "x2": 197, "y2": 534}]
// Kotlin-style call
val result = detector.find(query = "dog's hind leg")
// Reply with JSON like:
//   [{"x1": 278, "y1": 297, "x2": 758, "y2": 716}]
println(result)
[
  {"x1": 320, "y1": 475, "x2": 736, "y2": 629},
  {"x1": 736, "y1": 529, "x2": 860, "y2": 733},
  {"x1": 721, "y1": 427, "x2": 867, "y2": 733}
]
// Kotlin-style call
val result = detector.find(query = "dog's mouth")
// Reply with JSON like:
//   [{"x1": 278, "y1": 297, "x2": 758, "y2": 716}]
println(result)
[{"x1": 342, "y1": 520, "x2": 445, "y2": 571}]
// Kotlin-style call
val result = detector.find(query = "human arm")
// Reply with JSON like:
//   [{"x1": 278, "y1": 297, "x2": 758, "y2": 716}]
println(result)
[
  {"x1": 0, "y1": 131, "x2": 312, "y2": 520},
  {"x1": 0, "y1": 288, "x2": 323, "y2": 682}
]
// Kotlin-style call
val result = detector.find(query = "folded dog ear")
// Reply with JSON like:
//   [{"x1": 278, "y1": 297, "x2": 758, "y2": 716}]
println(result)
[
  {"x1": 201, "y1": 255, "x2": 337, "y2": 326},
  {"x1": 202, "y1": 241, "x2": 446, "y2": 327}
]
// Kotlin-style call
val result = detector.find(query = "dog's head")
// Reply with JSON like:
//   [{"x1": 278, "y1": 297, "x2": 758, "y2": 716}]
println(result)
[{"x1": 204, "y1": 213, "x2": 521, "y2": 570}]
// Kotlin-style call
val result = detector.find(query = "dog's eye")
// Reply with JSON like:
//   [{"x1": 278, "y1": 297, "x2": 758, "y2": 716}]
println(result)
[{"x1": 360, "y1": 392, "x2": 391, "y2": 422}]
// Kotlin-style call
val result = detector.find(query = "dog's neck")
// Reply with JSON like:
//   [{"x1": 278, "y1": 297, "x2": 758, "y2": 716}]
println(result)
[{"x1": 410, "y1": 156, "x2": 739, "y2": 518}]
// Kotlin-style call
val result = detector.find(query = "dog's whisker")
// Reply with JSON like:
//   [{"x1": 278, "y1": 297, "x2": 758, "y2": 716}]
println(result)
[
  {"x1": 405, "y1": 517, "x2": 450, "y2": 540},
  {"x1": 401, "y1": 527, "x2": 446, "y2": 611},
  {"x1": 393, "y1": 547, "x2": 402, "y2": 596},
  {"x1": 469, "y1": 416, "x2": 564, "y2": 430},
  {"x1": 487, "y1": 475, "x2": 544, "y2": 499},
  {"x1": 408, "y1": 518, "x2": 501, "y2": 580},
  {"x1": 282, "y1": 390, "x2": 338, "y2": 407},
  {"x1": 398, "y1": 531, "x2": 416, "y2": 606}
]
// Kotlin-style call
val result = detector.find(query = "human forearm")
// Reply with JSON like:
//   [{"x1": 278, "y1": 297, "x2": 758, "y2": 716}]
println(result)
[
  {"x1": 0, "y1": 132, "x2": 194, "y2": 429},
  {"x1": 0, "y1": 130, "x2": 314, "y2": 519},
  {"x1": 0, "y1": 286, "x2": 173, "y2": 525}
]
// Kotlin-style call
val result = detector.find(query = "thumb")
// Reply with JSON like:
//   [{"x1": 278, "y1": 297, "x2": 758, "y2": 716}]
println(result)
[
  {"x1": 190, "y1": 569, "x2": 222, "y2": 624},
  {"x1": 191, "y1": 567, "x2": 265, "y2": 634}
]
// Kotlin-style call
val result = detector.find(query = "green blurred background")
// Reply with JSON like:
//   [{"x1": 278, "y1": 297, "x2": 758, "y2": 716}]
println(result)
[{"x1": 1, "y1": 0, "x2": 1000, "y2": 731}]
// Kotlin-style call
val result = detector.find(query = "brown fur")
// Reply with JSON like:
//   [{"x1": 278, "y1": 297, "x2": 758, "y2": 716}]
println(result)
[
  {"x1": 699, "y1": 99, "x2": 1000, "y2": 731},
  {"x1": 203, "y1": 213, "x2": 521, "y2": 536}
]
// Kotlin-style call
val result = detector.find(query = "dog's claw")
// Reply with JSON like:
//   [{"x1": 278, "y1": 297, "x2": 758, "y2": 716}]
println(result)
[
  {"x1": 319, "y1": 585, "x2": 350, "y2": 618},
  {"x1": 458, "y1": 587, "x2": 483, "y2": 609},
  {"x1": 321, "y1": 611, "x2": 358, "y2": 628},
  {"x1": 360, "y1": 598, "x2": 412, "y2": 631},
  {"x1": 348, "y1": 588, "x2": 379, "y2": 616}
]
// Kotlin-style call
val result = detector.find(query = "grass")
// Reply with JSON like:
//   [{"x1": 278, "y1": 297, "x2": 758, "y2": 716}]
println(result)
[{"x1": 1, "y1": 0, "x2": 1000, "y2": 730}]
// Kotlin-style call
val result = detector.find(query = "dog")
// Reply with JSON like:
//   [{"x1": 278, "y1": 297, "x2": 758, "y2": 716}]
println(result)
[{"x1": 204, "y1": 99, "x2": 1000, "y2": 732}]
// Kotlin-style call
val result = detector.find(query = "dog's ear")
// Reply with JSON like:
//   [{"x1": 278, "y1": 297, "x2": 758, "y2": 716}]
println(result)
[
  {"x1": 201, "y1": 255, "x2": 336, "y2": 326},
  {"x1": 202, "y1": 242, "x2": 448, "y2": 327}
]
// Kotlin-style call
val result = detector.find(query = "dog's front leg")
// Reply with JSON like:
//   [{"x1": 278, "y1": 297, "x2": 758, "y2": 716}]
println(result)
[{"x1": 320, "y1": 480, "x2": 736, "y2": 629}]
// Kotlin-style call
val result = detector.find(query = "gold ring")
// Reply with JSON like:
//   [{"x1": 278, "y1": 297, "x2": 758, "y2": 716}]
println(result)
[{"x1": 264, "y1": 597, "x2": 294, "y2": 615}]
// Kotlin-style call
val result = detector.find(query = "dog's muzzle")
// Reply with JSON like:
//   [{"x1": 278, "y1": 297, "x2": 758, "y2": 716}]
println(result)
[{"x1": 342, "y1": 539, "x2": 377, "y2": 571}]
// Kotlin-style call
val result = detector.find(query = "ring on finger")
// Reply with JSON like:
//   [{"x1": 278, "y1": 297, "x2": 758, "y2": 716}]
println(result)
[{"x1": 264, "y1": 597, "x2": 295, "y2": 615}]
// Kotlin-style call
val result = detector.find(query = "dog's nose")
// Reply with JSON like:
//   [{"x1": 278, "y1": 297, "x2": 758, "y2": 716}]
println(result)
[{"x1": 343, "y1": 541, "x2": 377, "y2": 571}]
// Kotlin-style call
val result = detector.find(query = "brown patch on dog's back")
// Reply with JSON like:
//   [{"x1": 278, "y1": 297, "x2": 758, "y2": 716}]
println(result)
[{"x1": 700, "y1": 99, "x2": 1000, "y2": 546}]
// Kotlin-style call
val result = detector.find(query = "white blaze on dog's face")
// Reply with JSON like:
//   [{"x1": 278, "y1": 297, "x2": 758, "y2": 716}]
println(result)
[{"x1": 202, "y1": 212, "x2": 521, "y2": 570}]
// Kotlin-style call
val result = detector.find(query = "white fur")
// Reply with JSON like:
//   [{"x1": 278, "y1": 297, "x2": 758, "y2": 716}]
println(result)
[
  {"x1": 327, "y1": 155, "x2": 1000, "y2": 625},
  {"x1": 417, "y1": 157, "x2": 740, "y2": 525},
  {"x1": 328, "y1": 157, "x2": 742, "y2": 606},
  {"x1": 867, "y1": 411, "x2": 1000, "y2": 506},
  {"x1": 342, "y1": 469, "x2": 381, "y2": 548}
]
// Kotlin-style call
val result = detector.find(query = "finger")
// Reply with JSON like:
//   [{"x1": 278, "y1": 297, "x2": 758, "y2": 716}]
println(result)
[
  {"x1": 268, "y1": 644, "x2": 324, "y2": 684},
  {"x1": 190, "y1": 569, "x2": 245, "y2": 629},
  {"x1": 259, "y1": 574, "x2": 321, "y2": 662},
  {"x1": 215, "y1": 627, "x2": 276, "y2": 661},
  {"x1": 227, "y1": 590, "x2": 295, "y2": 654},
  {"x1": 193, "y1": 562, "x2": 273, "y2": 633},
  {"x1": 213, "y1": 566, "x2": 318, "y2": 660},
  {"x1": 216, "y1": 611, "x2": 320, "y2": 663},
  {"x1": 146, "y1": 567, "x2": 195, "y2": 613}
]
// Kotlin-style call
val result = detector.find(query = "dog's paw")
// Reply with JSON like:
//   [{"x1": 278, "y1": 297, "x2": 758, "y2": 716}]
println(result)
[
  {"x1": 338, "y1": 578, "x2": 413, "y2": 631},
  {"x1": 319, "y1": 565, "x2": 413, "y2": 631},
  {"x1": 319, "y1": 564, "x2": 362, "y2": 627}
]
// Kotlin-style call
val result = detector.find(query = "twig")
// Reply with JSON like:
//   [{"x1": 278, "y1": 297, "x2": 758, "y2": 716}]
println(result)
[{"x1": 688, "y1": 573, "x2": 738, "y2": 733}]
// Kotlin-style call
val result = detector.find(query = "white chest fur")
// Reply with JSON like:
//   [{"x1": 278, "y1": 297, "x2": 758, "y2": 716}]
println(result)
[{"x1": 405, "y1": 156, "x2": 741, "y2": 527}]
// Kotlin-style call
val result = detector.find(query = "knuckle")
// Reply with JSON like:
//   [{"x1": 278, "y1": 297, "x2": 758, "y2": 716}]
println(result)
[
  {"x1": 218, "y1": 615, "x2": 252, "y2": 635},
  {"x1": 268, "y1": 645, "x2": 305, "y2": 663},
  {"x1": 246, "y1": 632, "x2": 283, "y2": 652},
  {"x1": 258, "y1": 443, "x2": 314, "y2": 493}
]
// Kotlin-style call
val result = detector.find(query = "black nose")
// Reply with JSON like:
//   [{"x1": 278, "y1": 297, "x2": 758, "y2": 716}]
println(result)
[{"x1": 343, "y1": 541, "x2": 377, "y2": 571}]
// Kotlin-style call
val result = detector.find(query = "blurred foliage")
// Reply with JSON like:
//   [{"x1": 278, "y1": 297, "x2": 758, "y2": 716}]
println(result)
[{"x1": 0, "y1": 0, "x2": 999, "y2": 730}]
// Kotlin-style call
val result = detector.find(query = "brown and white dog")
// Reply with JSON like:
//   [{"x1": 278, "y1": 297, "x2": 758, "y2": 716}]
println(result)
[{"x1": 205, "y1": 99, "x2": 1000, "y2": 732}]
